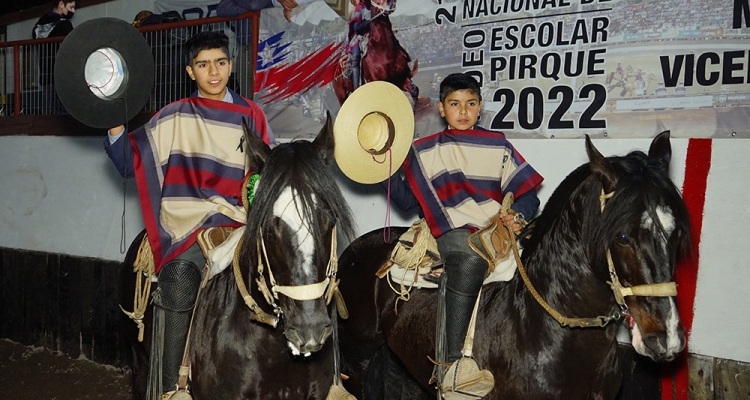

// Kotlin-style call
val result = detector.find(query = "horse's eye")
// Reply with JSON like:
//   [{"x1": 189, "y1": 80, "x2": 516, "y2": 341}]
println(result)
[{"x1": 615, "y1": 234, "x2": 631, "y2": 246}]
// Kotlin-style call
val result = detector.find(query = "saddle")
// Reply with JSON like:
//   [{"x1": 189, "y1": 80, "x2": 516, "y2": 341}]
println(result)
[
  {"x1": 377, "y1": 207, "x2": 522, "y2": 305},
  {"x1": 468, "y1": 193, "x2": 522, "y2": 272},
  {"x1": 376, "y1": 219, "x2": 440, "y2": 279},
  {"x1": 196, "y1": 226, "x2": 242, "y2": 278}
]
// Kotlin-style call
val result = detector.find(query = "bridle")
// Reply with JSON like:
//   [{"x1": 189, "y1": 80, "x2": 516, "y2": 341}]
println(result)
[
  {"x1": 232, "y1": 225, "x2": 339, "y2": 328},
  {"x1": 510, "y1": 189, "x2": 677, "y2": 328},
  {"x1": 257, "y1": 225, "x2": 339, "y2": 306}
]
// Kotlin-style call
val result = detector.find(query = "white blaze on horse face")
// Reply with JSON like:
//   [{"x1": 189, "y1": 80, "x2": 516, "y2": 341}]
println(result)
[
  {"x1": 656, "y1": 206, "x2": 675, "y2": 236},
  {"x1": 273, "y1": 187, "x2": 315, "y2": 275},
  {"x1": 632, "y1": 205, "x2": 681, "y2": 358},
  {"x1": 631, "y1": 298, "x2": 682, "y2": 358},
  {"x1": 641, "y1": 205, "x2": 675, "y2": 254},
  {"x1": 630, "y1": 320, "x2": 647, "y2": 355},
  {"x1": 666, "y1": 297, "x2": 682, "y2": 354}
]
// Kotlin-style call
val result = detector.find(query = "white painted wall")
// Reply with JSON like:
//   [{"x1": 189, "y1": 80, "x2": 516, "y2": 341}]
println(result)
[
  {"x1": 689, "y1": 140, "x2": 750, "y2": 363},
  {"x1": 0, "y1": 136, "x2": 143, "y2": 260}
]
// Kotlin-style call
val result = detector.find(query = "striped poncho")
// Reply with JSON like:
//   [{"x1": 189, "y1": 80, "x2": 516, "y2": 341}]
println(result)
[
  {"x1": 403, "y1": 128, "x2": 543, "y2": 238},
  {"x1": 130, "y1": 96, "x2": 271, "y2": 272}
]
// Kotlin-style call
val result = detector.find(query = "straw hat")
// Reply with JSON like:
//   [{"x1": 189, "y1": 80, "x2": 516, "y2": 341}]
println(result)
[{"x1": 333, "y1": 81, "x2": 414, "y2": 184}]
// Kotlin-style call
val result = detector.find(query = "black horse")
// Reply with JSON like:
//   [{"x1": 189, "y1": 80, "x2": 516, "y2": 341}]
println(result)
[
  {"x1": 121, "y1": 114, "x2": 356, "y2": 399},
  {"x1": 336, "y1": 132, "x2": 692, "y2": 399}
]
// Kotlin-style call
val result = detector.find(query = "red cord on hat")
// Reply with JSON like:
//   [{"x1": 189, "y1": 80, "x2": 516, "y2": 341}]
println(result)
[
  {"x1": 371, "y1": 146, "x2": 393, "y2": 243},
  {"x1": 87, "y1": 50, "x2": 116, "y2": 91}
]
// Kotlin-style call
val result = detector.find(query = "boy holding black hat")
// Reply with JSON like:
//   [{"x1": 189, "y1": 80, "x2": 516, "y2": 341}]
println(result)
[{"x1": 104, "y1": 31, "x2": 274, "y2": 399}]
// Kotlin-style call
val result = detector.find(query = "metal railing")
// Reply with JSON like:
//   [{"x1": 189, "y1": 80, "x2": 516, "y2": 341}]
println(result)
[{"x1": 0, "y1": 12, "x2": 259, "y2": 117}]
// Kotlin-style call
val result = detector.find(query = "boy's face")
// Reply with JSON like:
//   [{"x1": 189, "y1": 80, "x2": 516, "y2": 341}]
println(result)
[
  {"x1": 185, "y1": 48, "x2": 233, "y2": 101},
  {"x1": 438, "y1": 89, "x2": 482, "y2": 131}
]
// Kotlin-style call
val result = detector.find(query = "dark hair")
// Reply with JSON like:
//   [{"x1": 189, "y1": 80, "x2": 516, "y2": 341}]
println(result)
[
  {"x1": 55, "y1": 0, "x2": 77, "y2": 7},
  {"x1": 439, "y1": 73, "x2": 482, "y2": 103},
  {"x1": 184, "y1": 31, "x2": 230, "y2": 66}
]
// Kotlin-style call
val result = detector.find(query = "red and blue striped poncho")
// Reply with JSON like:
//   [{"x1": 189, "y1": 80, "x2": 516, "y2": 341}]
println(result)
[
  {"x1": 130, "y1": 96, "x2": 271, "y2": 272},
  {"x1": 403, "y1": 128, "x2": 543, "y2": 238}
]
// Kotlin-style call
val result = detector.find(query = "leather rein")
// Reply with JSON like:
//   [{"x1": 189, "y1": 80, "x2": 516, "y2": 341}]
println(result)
[
  {"x1": 509, "y1": 189, "x2": 677, "y2": 328},
  {"x1": 231, "y1": 226, "x2": 339, "y2": 328}
]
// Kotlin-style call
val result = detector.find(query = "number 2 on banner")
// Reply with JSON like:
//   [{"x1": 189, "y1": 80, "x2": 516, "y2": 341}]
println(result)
[{"x1": 490, "y1": 83, "x2": 606, "y2": 131}]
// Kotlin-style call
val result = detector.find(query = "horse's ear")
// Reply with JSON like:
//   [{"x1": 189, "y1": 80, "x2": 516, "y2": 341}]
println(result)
[
  {"x1": 586, "y1": 135, "x2": 619, "y2": 193},
  {"x1": 242, "y1": 117, "x2": 271, "y2": 172},
  {"x1": 312, "y1": 111, "x2": 335, "y2": 164},
  {"x1": 648, "y1": 131, "x2": 672, "y2": 173}
]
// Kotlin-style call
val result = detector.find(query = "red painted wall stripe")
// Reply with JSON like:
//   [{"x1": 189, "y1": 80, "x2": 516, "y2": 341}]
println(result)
[{"x1": 661, "y1": 138, "x2": 712, "y2": 400}]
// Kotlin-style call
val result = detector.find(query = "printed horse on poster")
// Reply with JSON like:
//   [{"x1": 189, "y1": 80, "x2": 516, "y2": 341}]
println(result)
[{"x1": 332, "y1": 0, "x2": 419, "y2": 106}]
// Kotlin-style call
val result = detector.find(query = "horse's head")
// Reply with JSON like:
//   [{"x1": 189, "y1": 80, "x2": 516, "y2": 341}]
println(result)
[
  {"x1": 586, "y1": 131, "x2": 692, "y2": 361},
  {"x1": 239, "y1": 113, "x2": 355, "y2": 356}
]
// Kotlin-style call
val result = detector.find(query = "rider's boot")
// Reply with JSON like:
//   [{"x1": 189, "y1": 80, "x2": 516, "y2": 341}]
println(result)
[
  {"x1": 147, "y1": 258, "x2": 202, "y2": 400},
  {"x1": 351, "y1": 65, "x2": 361, "y2": 91},
  {"x1": 440, "y1": 251, "x2": 494, "y2": 400},
  {"x1": 349, "y1": 49, "x2": 361, "y2": 91}
]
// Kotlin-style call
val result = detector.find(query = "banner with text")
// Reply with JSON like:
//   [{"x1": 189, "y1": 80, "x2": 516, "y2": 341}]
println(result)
[{"x1": 169, "y1": 0, "x2": 750, "y2": 139}]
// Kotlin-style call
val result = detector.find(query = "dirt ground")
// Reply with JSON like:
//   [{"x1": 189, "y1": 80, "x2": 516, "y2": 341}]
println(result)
[{"x1": 0, "y1": 338, "x2": 133, "y2": 400}]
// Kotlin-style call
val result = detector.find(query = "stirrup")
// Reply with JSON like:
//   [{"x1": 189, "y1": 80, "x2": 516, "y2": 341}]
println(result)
[
  {"x1": 162, "y1": 390, "x2": 192, "y2": 400},
  {"x1": 439, "y1": 357, "x2": 494, "y2": 400},
  {"x1": 326, "y1": 382, "x2": 357, "y2": 400}
]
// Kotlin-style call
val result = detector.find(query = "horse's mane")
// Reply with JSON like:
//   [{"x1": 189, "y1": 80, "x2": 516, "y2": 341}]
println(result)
[
  {"x1": 523, "y1": 150, "x2": 692, "y2": 270},
  {"x1": 243, "y1": 140, "x2": 355, "y2": 257}
]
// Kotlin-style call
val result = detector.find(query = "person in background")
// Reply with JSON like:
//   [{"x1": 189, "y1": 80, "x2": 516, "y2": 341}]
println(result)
[
  {"x1": 32, "y1": 0, "x2": 77, "y2": 114},
  {"x1": 104, "y1": 31, "x2": 274, "y2": 400},
  {"x1": 217, "y1": 0, "x2": 321, "y2": 22},
  {"x1": 32, "y1": 0, "x2": 76, "y2": 39},
  {"x1": 383, "y1": 72, "x2": 543, "y2": 399}
]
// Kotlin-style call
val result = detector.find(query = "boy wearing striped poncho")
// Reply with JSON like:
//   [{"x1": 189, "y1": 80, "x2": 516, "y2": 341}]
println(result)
[
  {"x1": 104, "y1": 31, "x2": 274, "y2": 399},
  {"x1": 384, "y1": 73, "x2": 543, "y2": 399}
]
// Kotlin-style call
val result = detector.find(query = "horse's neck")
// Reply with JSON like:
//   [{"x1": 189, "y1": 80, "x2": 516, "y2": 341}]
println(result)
[
  {"x1": 371, "y1": 16, "x2": 393, "y2": 40},
  {"x1": 520, "y1": 208, "x2": 615, "y2": 320}
]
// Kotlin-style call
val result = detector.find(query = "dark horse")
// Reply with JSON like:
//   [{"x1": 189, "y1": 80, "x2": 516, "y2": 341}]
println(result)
[
  {"x1": 336, "y1": 132, "x2": 691, "y2": 399},
  {"x1": 121, "y1": 115, "x2": 356, "y2": 399},
  {"x1": 332, "y1": 0, "x2": 419, "y2": 106}
]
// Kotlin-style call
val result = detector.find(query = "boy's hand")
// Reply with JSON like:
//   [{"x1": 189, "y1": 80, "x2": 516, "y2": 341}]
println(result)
[
  {"x1": 501, "y1": 214, "x2": 522, "y2": 235},
  {"x1": 109, "y1": 125, "x2": 125, "y2": 136}
]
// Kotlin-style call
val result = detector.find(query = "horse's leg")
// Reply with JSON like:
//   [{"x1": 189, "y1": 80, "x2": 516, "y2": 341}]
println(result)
[
  {"x1": 338, "y1": 227, "x2": 407, "y2": 397},
  {"x1": 363, "y1": 345, "x2": 433, "y2": 400},
  {"x1": 378, "y1": 290, "x2": 439, "y2": 392}
]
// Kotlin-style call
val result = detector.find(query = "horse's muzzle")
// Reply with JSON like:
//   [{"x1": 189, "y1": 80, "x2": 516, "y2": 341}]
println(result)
[
  {"x1": 632, "y1": 319, "x2": 686, "y2": 362},
  {"x1": 285, "y1": 323, "x2": 333, "y2": 356}
]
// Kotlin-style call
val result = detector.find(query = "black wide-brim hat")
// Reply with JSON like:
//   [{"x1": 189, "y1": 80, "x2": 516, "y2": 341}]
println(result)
[{"x1": 55, "y1": 17, "x2": 154, "y2": 129}]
